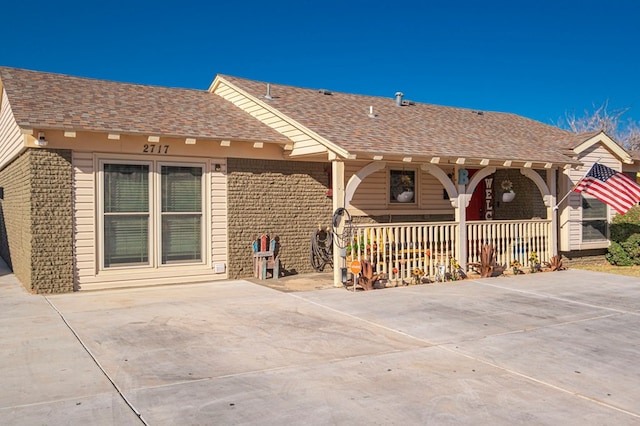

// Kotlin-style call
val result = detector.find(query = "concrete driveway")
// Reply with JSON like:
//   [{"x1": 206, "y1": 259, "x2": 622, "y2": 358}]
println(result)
[{"x1": 1, "y1": 264, "x2": 639, "y2": 425}]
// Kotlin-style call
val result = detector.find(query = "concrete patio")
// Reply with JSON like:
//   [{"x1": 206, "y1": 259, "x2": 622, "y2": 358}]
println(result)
[{"x1": 1, "y1": 261, "x2": 639, "y2": 425}]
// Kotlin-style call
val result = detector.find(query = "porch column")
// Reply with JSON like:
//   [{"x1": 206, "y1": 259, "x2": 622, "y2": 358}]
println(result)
[
  {"x1": 332, "y1": 159, "x2": 346, "y2": 287},
  {"x1": 455, "y1": 190, "x2": 469, "y2": 273},
  {"x1": 547, "y1": 168, "x2": 558, "y2": 256}
]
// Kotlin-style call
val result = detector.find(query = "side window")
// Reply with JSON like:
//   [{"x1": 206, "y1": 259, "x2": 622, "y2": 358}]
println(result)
[{"x1": 581, "y1": 196, "x2": 608, "y2": 241}]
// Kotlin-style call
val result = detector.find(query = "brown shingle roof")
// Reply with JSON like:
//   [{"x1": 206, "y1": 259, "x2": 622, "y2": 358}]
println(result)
[
  {"x1": 0, "y1": 67, "x2": 288, "y2": 143},
  {"x1": 220, "y1": 74, "x2": 586, "y2": 164}
]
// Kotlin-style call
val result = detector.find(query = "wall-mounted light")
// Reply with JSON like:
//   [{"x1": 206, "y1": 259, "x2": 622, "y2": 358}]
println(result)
[
  {"x1": 35, "y1": 132, "x2": 48, "y2": 146},
  {"x1": 214, "y1": 164, "x2": 221, "y2": 172}
]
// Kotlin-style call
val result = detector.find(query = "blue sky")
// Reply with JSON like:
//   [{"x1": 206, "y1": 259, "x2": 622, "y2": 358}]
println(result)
[{"x1": 4, "y1": 0, "x2": 640, "y2": 127}]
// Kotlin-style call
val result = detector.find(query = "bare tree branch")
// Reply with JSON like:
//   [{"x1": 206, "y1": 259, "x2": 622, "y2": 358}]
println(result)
[{"x1": 559, "y1": 100, "x2": 639, "y2": 153}]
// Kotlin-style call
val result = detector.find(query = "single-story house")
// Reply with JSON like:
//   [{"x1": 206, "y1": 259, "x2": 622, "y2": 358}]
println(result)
[{"x1": 0, "y1": 66, "x2": 638, "y2": 293}]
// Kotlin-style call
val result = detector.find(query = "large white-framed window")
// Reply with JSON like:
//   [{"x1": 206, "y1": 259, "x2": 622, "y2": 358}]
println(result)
[
  {"x1": 99, "y1": 159, "x2": 206, "y2": 270},
  {"x1": 581, "y1": 195, "x2": 608, "y2": 242}
]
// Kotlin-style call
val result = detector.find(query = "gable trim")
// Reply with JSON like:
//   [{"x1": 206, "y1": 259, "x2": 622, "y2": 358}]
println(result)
[
  {"x1": 573, "y1": 131, "x2": 633, "y2": 164},
  {"x1": 210, "y1": 76, "x2": 350, "y2": 159}
]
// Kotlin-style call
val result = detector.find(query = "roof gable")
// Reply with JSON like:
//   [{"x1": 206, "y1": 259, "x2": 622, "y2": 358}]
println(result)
[
  {"x1": 570, "y1": 131, "x2": 633, "y2": 164},
  {"x1": 210, "y1": 75, "x2": 349, "y2": 158}
]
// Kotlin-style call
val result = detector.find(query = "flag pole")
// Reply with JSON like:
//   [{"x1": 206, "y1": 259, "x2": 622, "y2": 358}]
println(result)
[{"x1": 553, "y1": 160, "x2": 600, "y2": 211}]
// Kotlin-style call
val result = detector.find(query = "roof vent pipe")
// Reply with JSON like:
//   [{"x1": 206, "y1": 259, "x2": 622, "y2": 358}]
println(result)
[
  {"x1": 265, "y1": 83, "x2": 273, "y2": 100},
  {"x1": 395, "y1": 92, "x2": 404, "y2": 106}
]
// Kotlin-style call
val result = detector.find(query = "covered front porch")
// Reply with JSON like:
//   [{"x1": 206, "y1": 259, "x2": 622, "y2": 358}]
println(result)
[
  {"x1": 346, "y1": 219, "x2": 552, "y2": 283},
  {"x1": 331, "y1": 160, "x2": 561, "y2": 286}
]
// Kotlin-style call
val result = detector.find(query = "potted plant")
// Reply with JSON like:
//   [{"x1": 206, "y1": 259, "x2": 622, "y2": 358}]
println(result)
[
  {"x1": 501, "y1": 179, "x2": 515, "y2": 202},
  {"x1": 510, "y1": 260, "x2": 522, "y2": 274},
  {"x1": 396, "y1": 173, "x2": 415, "y2": 202}
]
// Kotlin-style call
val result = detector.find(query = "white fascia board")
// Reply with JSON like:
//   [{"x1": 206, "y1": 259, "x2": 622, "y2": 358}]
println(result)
[
  {"x1": 212, "y1": 76, "x2": 351, "y2": 159},
  {"x1": 573, "y1": 131, "x2": 633, "y2": 164}
]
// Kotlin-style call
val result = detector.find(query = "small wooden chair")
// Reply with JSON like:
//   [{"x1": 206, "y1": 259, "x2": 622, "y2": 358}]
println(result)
[{"x1": 252, "y1": 234, "x2": 280, "y2": 280}]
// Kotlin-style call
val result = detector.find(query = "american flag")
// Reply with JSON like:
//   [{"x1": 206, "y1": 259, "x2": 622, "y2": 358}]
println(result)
[{"x1": 574, "y1": 162, "x2": 640, "y2": 214}]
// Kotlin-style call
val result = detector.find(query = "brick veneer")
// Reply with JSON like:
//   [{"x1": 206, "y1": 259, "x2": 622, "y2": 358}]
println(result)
[
  {"x1": 226, "y1": 158, "x2": 333, "y2": 278},
  {"x1": 0, "y1": 149, "x2": 73, "y2": 293}
]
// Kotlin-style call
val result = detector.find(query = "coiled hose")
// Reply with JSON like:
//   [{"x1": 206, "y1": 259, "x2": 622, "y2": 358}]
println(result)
[{"x1": 310, "y1": 227, "x2": 333, "y2": 272}]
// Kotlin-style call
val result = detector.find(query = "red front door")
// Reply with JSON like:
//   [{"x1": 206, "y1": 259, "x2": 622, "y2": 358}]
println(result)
[{"x1": 465, "y1": 169, "x2": 490, "y2": 220}]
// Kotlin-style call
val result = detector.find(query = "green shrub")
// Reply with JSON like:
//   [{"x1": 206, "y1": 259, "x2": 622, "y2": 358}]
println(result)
[
  {"x1": 606, "y1": 205, "x2": 640, "y2": 265},
  {"x1": 606, "y1": 242, "x2": 634, "y2": 266}
]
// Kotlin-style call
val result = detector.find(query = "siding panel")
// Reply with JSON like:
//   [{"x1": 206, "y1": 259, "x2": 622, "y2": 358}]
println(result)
[
  {"x1": 73, "y1": 153, "x2": 228, "y2": 290},
  {"x1": 73, "y1": 151, "x2": 96, "y2": 285},
  {"x1": 566, "y1": 145, "x2": 619, "y2": 250},
  {"x1": 0, "y1": 90, "x2": 25, "y2": 169},
  {"x1": 346, "y1": 163, "x2": 455, "y2": 215}
]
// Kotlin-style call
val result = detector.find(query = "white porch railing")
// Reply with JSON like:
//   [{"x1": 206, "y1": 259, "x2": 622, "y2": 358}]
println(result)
[
  {"x1": 466, "y1": 219, "x2": 552, "y2": 269},
  {"x1": 348, "y1": 219, "x2": 552, "y2": 281},
  {"x1": 348, "y1": 222, "x2": 459, "y2": 283}
]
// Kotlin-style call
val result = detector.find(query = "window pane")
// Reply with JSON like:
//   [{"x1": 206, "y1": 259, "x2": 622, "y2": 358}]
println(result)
[
  {"x1": 582, "y1": 220, "x2": 607, "y2": 241},
  {"x1": 582, "y1": 196, "x2": 607, "y2": 219},
  {"x1": 104, "y1": 164, "x2": 149, "y2": 213},
  {"x1": 162, "y1": 215, "x2": 202, "y2": 264},
  {"x1": 162, "y1": 166, "x2": 202, "y2": 212},
  {"x1": 104, "y1": 215, "x2": 149, "y2": 266},
  {"x1": 103, "y1": 163, "x2": 150, "y2": 268}
]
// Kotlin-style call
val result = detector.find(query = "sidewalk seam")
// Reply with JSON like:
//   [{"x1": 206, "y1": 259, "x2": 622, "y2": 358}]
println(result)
[{"x1": 44, "y1": 296, "x2": 149, "y2": 426}]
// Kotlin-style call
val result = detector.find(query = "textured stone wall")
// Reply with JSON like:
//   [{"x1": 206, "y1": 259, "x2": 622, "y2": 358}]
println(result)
[
  {"x1": 30, "y1": 149, "x2": 74, "y2": 293},
  {"x1": 227, "y1": 159, "x2": 333, "y2": 278},
  {"x1": 493, "y1": 170, "x2": 547, "y2": 220},
  {"x1": 0, "y1": 149, "x2": 73, "y2": 293},
  {"x1": 0, "y1": 152, "x2": 32, "y2": 287}
]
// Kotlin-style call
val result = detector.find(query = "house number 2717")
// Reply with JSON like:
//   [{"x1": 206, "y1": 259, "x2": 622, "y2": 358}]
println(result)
[{"x1": 142, "y1": 144, "x2": 169, "y2": 154}]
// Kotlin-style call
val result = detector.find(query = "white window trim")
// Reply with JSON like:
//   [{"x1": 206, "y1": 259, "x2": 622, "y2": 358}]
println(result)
[
  {"x1": 580, "y1": 194, "x2": 609, "y2": 245},
  {"x1": 97, "y1": 156, "x2": 210, "y2": 272},
  {"x1": 156, "y1": 161, "x2": 207, "y2": 267}
]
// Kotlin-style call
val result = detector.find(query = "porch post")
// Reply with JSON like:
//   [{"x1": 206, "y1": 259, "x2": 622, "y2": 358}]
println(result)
[
  {"x1": 456, "y1": 188, "x2": 468, "y2": 273},
  {"x1": 547, "y1": 168, "x2": 558, "y2": 256},
  {"x1": 332, "y1": 159, "x2": 346, "y2": 287}
]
